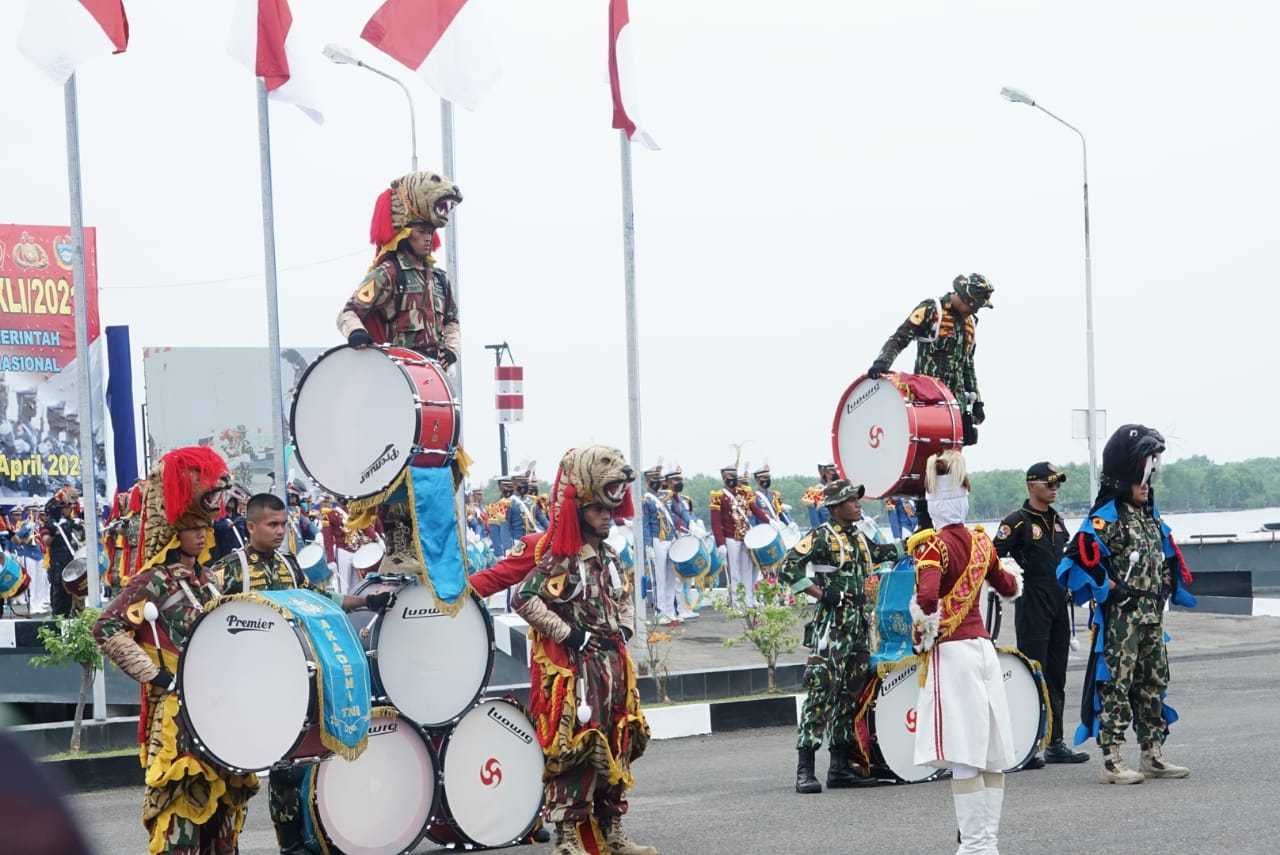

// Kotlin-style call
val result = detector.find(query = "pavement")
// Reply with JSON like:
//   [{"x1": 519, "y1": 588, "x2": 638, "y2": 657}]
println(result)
[{"x1": 55, "y1": 606, "x2": 1279, "y2": 853}]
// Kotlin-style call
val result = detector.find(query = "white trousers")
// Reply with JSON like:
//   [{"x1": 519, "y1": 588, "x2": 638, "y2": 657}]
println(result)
[
  {"x1": 651, "y1": 538, "x2": 678, "y2": 618},
  {"x1": 25, "y1": 555, "x2": 50, "y2": 612},
  {"x1": 725, "y1": 539, "x2": 757, "y2": 606},
  {"x1": 914, "y1": 638, "x2": 1016, "y2": 772},
  {"x1": 335, "y1": 548, "x2": 357, "y2": 595}
]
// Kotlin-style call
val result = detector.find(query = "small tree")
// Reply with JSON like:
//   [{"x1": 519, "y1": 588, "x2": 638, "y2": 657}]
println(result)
[
  {"x1": 639, "y1": 613, "x2": 681, "y2": 704},
  {"x1": 30, "y1": 607, "x2": 104, "y2": 754},
  {"x1": 714, "y1": 577, "x2": 809, "y2": 693}
]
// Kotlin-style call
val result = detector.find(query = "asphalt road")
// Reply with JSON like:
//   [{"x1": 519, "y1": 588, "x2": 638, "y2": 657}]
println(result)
[{"x1": 66, "y1": 640, "x2": 1277, "y2": 855}]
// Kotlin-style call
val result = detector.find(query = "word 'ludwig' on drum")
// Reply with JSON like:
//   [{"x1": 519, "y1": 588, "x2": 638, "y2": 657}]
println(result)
[
  {"x1": 427, "y1": 698, "x2": 544, "y2": 849},
  {"x1": 306, "y1": 708, "x2": 437, "y2": 855},
  {"x1": 289, "y1": 344, "x2": 461, "y2": 500},
  {"x1": 349, "y1": 575, "x2": 495, "y2": 728},
  {"x1": 831, "y1": 372, "x2": 963, "y2": 499},
  {"x1": 865, "y1": 660, "x2": 944, "y2": 784}
]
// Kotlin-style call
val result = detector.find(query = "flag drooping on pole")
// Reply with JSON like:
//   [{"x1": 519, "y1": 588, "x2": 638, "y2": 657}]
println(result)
[
  {"x1": 228, "y1": 0, "x2": 326, "y2": 122},
  {"x1": 361, "y1": 0, "x2": 501, "y2": 110},
  {"x1": 608, "y1": 0, "x2": 658, "y2": 150},
  {"x1": 18, "y1": 0, "x2": 129, "y2": 84},
  {"x1": 495, "y1": 365, "x2": 523, "y2": 423}
]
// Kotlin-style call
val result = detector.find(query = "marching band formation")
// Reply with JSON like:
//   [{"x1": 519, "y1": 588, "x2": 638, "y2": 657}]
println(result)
[{"x1": 2, "y1": 169, "x2": 1197, "y2": 855}]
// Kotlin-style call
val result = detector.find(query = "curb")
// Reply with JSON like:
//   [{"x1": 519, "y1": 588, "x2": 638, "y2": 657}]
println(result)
[
  {"x1": 41, "y1": 752, "x2": 142, "y2": 793},
  {"x1": 645, "y1": 693, "x2": 803, "y2": 740}
]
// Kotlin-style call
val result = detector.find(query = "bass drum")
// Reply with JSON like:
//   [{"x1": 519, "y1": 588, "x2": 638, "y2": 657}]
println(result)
[
  {"x1": 997, "y1": 648, "x2": 1049, "y2": 773},
  {"x1": 290, "y1": 344, "x2": 460, "y2": 500},
  {"x1": 350, "y1": 575, "x2": 495, "y2": 728},
  {"x1": 426, "y1": 699, "x2": 545, "y2": 849},
  {"x1": 831, "y1": 372, "x2": 963, "y2": 498},
  {"x1": 864, "y1": 661, "x2": 944, "y2": 784},
  {"x1": 302, "y1": 707, "x2": 438, "y2": 855}
]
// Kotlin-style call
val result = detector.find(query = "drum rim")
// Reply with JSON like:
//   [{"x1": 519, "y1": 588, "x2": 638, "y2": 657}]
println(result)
[
  {"x1": 288, "y1": 343, "x2": 434, "y2": 502},
  {"x1": 425, "y1": 697, "x2": 544, "y2": 849},
  {"x1": 351, "y1": 581, "x2": 497, "y2": 728},
  {"x1": 994, "y1": 647, "x2": 1048, "y2": 773},
  {"x1": 176, "y1": 598, "x2": 319, "y2": 774},
  {"x1": 312, "y1": 707, "x2": 439, "y2": 854},
  {"x1": 400, "y1": 352, "x2": 463, "y2": 468},
  {"x1": 866, "y1": 665, "x2": 945, "y2": 784}
]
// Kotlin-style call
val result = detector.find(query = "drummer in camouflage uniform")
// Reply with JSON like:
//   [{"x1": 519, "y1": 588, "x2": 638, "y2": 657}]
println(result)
[
  {"x1": 781, "y1": 479, "x2": 902, "y2": 793},
  {"x1": 337, "y1": 170, "x2": 463, "y2": 365}
]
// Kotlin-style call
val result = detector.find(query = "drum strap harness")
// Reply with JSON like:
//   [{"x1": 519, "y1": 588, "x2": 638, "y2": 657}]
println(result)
[
  {"x1": 385, "y1": 261, "x2": 450, "y2": 337},
  {"x1": 232, "y1": 547, "x2": 306, "y2": 594}
]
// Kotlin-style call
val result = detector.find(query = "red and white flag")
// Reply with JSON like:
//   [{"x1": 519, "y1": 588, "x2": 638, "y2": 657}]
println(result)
[
  {"x1": 360, "y1": 0, "x2": 500, "y2": 111},
  {"x1": 495, "y1": 365, "x2": 524, "y2": 423},
  {"x1": 18, "y1": 0, "x2": 129, "y2": 84},
  {"x1": 609, "y1": 0, "x2": 658, "y2": 149},
  {"x1": 229, "y1": 0, "x2": 326, "y2": 123}
]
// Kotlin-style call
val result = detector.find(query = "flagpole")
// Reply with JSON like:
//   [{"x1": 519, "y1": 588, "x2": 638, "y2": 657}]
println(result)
[
  {"x1": 256, "y1": 79, "x2": 288, "y2": 501},
  {"x1": 64, "y1": 72, "x2": 107, "y2": 721},
  {"x1": 619, "y1": 130, "x2": 646, "y2": 625},
  {"x1": 440, "y1": 99, "x2": 464, "y2": 441}
]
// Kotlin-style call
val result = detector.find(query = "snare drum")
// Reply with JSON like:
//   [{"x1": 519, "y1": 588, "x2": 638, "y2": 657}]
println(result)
[
  {"x1": 743, "y1": 525, "x2": 785, "y2": 570},
  {"x1": 426, "y1": 698, "x2": 544, "y2": 849},
  {"x1": 290, "y1": 344, "x2": 460, "y2": 500},
  {"x1": 178, "y1": 590, "x2": 366, "y2": 773},
  {"x1": 304, "y1": 708, "x2": 438, "y2": 855},
  {"x1": 863, "y1": 661, "x2": 944, "y2": 783},
  {"x1": 61, "y1": 556, "x2": 89, "y2": 598},
  {"x1": 351, "y1": 575, "x2": 495, "y2": 728},
  {"x1": 997, "y1": 648, "x2": 1048, "y2": 772},
  {"x1": 831, "y1": 372, "x2": 963, "y2": 498},
  {"x1": 294, "y1": 543, "x2": 330, "y2": 587},
  {"x1": 668, "y1": 534, "x2": 711, "y2": 579},
  {"x1": 351, "y1": 541, "x2": 385, "y2": 580},
  {"x1": 0, "y1": 553, "x2": 30, "y2": 599}
]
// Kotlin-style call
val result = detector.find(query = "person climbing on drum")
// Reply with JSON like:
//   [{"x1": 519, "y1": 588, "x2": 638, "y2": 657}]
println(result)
[
  {"x1": 336, "y1": 170, "x2": 462, "y2": 367},
  {"x1": 780, "y1": 479, "x2": 902, "y2": 794},
  {"x1": 867, "y1": 273, "x2": 994, "y2": 530},
  {"x1": 94, "y1": 447, "x2": 260, "y2": 855},
  {"x1": 210, "y1": 493, "x2": 396, "y2": 855}
]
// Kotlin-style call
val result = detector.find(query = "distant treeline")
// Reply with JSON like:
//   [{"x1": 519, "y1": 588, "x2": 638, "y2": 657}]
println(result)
[{"x1": 481, "y1": 456, "x2": 1280, "y2": 526}]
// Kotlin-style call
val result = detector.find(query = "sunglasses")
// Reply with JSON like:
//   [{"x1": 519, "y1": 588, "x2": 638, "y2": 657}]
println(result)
[{"x1": 1031, "y1": 475, "x2": 1066, "y2": 487}]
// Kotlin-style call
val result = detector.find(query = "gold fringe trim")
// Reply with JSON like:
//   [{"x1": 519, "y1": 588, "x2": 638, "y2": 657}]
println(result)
[
  {"x1": 998, "y1": 647, "x2": 1055, "y2": 752},
  {"x1": 301, "y1": 766, "x2": 331, "y2": 855},
  {"x1": 876, "y1": 653, "x2": 924, "y2": 680}
]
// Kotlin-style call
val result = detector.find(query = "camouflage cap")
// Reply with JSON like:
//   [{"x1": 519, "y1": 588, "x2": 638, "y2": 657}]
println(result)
[
  {"x1": 823, "y1": 479, "x2": 866, "y2": 507},
  {"x1": 953, "y1": 273, "x2": 994, "y2": 309}
]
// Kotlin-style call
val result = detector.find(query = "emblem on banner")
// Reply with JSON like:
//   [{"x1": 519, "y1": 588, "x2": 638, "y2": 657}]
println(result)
[
  {"x1": 12, "y1": 232, "x2": 48, "y2": 271},
  {"x1": 53, "y1": 235, "x2": 74, "y2": 270}
]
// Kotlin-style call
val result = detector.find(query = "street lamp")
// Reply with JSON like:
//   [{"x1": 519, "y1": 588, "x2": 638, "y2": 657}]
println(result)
[
  {"x1": 324, "y1": 43, "x2": 418, "y2": 171},
  {"x1": 1001, "y1": 86, "x2": 1100, "y2": 500}
]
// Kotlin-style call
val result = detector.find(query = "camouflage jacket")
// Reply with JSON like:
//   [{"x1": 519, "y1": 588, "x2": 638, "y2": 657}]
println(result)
[
  {"x1": 875, "y1": 294, "x2": 980, "y2": 409},
  {"x1": 210, "y1": 547, "x2": 322, "y2": 596},
  {"x1": 1096, "y1": 502, "x2": 1173, "y2": 625},
  {"x1": 337, "y1": 248, "x2": 460, "y2": 357},
  {"x1": 780, "y1": 521, "x2": 899, "y2": 632},
  {"x1": 514, "y1": 542, "x2": 635, "y2": 644}
]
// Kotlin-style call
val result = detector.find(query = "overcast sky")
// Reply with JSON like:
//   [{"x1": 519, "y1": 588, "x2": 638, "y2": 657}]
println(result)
[{"x1": 3, "y1": 0, "x2": 1276, "y2": 487}]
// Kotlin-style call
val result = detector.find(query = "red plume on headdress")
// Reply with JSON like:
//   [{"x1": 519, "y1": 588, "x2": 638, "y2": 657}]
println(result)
[
  {"x1": 128, "y1": 483, "x2": 143, "y2": 514},
  {"x1": 369, "y1": 187, "x2": 395, "y2": 248},
  {"x1": 160, "y1": 447, "x2": 228, "y2": 524},
  {"x1": 548, "y1": 454, "x2": 583, "y2": 559}
]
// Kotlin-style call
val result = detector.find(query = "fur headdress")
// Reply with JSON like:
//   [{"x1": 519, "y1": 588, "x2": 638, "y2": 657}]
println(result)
[
  {"x1": 369, "y1": 170, "x2": 462, "y2": 263},
  {"x1": 545, "y1": 445, "x2": 635, "y2": 559},
  {"x1": 136, "y1": 447, "x2": 231, "y2": 573}
]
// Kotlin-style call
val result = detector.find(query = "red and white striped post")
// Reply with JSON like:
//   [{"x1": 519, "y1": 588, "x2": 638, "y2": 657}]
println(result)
[{"x1": 495, "y1": 365, "x2": 524, "y2": 424}]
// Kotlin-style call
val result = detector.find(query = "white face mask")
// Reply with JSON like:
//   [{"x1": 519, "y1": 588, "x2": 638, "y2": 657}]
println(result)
[{"x1": 929, "y1": 494, "x2": 969, "y2": 527}]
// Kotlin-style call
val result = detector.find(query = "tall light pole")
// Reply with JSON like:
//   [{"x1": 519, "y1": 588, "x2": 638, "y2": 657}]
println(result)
[
  {"x1": 324, "y1": 44, "x2": 418, "y2": 170},
  {"x1": 1001, "y1": 86, "x2": 1099, "y2": 500}
]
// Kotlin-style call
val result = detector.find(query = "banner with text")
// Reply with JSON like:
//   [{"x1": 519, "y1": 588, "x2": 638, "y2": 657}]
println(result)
[{"x1": 0, "y1": 224, "x2": 103, "y2": 501}]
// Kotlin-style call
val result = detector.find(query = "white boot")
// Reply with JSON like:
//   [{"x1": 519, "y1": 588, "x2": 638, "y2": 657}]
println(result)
[
  {"x1": 951, "y1": 778, "x2": 988, "y2": 854},
  {"x1": 982, "y1": 771, "x2": 1005, "y2": 854}
]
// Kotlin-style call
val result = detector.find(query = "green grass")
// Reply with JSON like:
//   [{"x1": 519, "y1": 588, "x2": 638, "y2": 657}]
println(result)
[{"x1": 42, "y1": 746, "x2": 137, "y2": 761}]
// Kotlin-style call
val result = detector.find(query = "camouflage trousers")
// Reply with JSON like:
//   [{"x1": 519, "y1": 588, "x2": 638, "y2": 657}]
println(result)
[
  {"x1": 146, "y1": 803, "x2": 245, "y2": 855},
  {"x1": 1097, "y1": 608, "x2": 1169, "y2": 747},
  {"x1": 268, "y1": 766, "x2": 305, "y2": 830},
  {"x1": 797, "y1": 622, "x2": 872, "y2": 751},
  {"x1": 544, "y1": 762, "x2": 629, "y2": 824}
]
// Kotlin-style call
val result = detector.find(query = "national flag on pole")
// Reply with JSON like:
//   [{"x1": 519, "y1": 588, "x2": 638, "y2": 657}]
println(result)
[
  {"x1": 495, "y1": 365, "x2": 523, "y2": 423},
  {"x1": 18, "y1": 0, "x2": 130, "y2": 84},
  {"x1": 608, "y1": 0, "x2": 658, "y2": 150},
  {"x1": 360, "y1": 0, "x2": 501, "y2": 111},
  {"x1": 229, "y1": 0, "x2": 326, "y2": 123}
]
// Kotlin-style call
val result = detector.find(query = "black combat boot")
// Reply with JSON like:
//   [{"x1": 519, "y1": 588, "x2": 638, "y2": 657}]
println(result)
[
  {"x1": 796, "y1": 747, "x2": 822, "y2": 793},
  {"x1": 827, "y1": 744, "x2": 878, "y2": 788}
]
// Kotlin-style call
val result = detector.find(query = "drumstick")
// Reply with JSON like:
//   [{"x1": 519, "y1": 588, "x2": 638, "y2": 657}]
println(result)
[{"x1": 143, "y1": 601, "x2": 162, "y2": 657}]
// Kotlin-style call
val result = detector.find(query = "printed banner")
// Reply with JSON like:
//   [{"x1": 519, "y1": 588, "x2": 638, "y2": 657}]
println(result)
[{"x1": 0, "y1": 224, "x2": 103, "y2": 501}]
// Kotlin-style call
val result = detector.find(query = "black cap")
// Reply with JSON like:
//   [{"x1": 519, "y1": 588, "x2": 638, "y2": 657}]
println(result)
[{"x1": 1026, "y1": 461, "x2": 1067, "y2": 485}]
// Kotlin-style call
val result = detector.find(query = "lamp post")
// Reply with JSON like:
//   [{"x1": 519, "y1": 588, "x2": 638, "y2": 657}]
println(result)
[
  {"x1": 1001, "y1": 86, "x2": 1099, "y2": 500},
  {"x1": 324, "y1": 44, "x2": 418, "y2": 170}
]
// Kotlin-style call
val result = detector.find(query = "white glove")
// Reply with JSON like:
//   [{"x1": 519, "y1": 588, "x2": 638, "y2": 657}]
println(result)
[
  {"x1": 716, "y1": 545, "x2": 727, "y2": 561},
  {"x1": 645, "y1": 546, "x2": 656, "y2": 564}
]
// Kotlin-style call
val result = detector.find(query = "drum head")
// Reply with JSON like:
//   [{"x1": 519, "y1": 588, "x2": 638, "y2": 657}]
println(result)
[
  {"x1": 290, "y1": 346, "x2": 420, "y2": 499},
  {"x1": 743, "y1": 526, "x2": 779, "y2": 550},
  {"x1": 435, "y1": 699, "x2": 544, "y2": 848},
  {"x1": 997, "y1": 650, "x2": 1046, "y2": 772},
  {"x1": 61, "y1": 558, "x2": 87, "y2": 583},
  {"x1": 315, "y1": 710, "x2": 436, "y2": 854},
  {"x1": 369, "y1": 586, "x2": 494, "y2": 727},
  {"x1": 667, "y1": 536, "x2": 702, "y2": 564},
  {"x1": 869, "y1": 662, "x2": 939, "y2": 783},
  {"x1": 833, "y1": 376, "x2": 912, "y2": 499},
  {"x1": 179, "y1": 599, "x2": 312, "y2": 771}
]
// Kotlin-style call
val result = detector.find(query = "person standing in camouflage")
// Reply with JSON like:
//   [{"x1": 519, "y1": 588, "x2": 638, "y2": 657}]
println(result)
[
  {"x1": 210, "y1": 493, "x2": 395, "y2": 854},
  {"x1": 781, "y1": 479, "x2": 901, "y2": 793},
  {"x1": 867, "y1": 273, "x2": 994, "y2": 447},
  {"x1": 1058, "y1": 424, "x2": 1196, "y2": 785}
]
